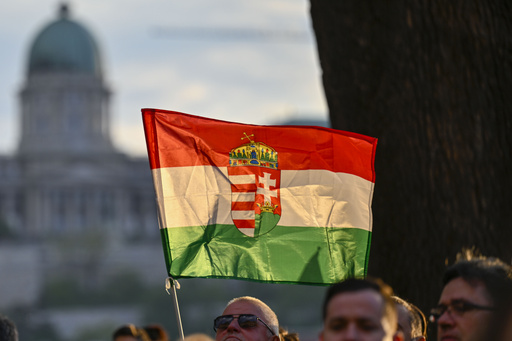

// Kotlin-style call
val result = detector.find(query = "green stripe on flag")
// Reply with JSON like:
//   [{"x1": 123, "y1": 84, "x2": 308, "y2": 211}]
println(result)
[{"x1": 160, "y1": 226, "x2": 371, "y2": 285}]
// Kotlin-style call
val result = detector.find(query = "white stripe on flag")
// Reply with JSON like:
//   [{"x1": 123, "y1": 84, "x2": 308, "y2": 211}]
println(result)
[
  {"x1": 153, "y1": 166, "x2": 373, "y2": 231},
  {"x1": 239, "y1": 228, "x2": 254, "y2": 237},
  {"x1": 279, "y1": 170, "x2": 373, "y2": 230},
  {"x1": 231, "y1": 210, "x2": 255, "y2": 220},
  {"x1": 152, "y1": 166, "x2": 232, "y2": 228},
  {"x1": 229, "y1": 174, "x2": 255, "y2": 184},
  {"x1": 233, "y1": 192, "x2": 255, "y2": 202}
]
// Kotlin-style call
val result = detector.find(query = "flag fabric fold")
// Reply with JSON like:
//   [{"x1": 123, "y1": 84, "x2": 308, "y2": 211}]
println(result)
[{"x1": 142, "y1": 108, "x2": 377, "y2": 285}]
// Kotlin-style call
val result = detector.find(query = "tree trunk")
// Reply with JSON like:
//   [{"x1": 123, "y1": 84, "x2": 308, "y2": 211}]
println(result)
[{"x1": 309, "y1": 0, "x2": 512, "y2": 315}]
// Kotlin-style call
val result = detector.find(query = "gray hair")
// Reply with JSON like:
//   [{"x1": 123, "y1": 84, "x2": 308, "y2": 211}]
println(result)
[
  {"x1": 392, "y1": 296, "x2": 426, "y2": 339},
  {"x1": 226, "y1": 296, "x2": 279, "y2": 336}
]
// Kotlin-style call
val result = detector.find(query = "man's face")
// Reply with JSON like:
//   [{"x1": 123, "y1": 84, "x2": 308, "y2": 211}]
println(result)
[
  {"x1": 436, "y1": 277, "x2": 493, "y2": 341},
  {"x1": 320, "y1": 289, "x2": 394, "y2": 341},
  {"x1": 395, "y1": 305, "x2": 412, "y2": 341},
  {"x1": 215, "y1": 300, "x2": 275, "y2": 341}
]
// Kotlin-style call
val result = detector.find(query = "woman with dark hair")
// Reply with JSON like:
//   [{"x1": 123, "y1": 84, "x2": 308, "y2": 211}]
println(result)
[
  {"x1": 144, "y1": 324, "x2": 169, "y2": 341},
  {"x1": 113, "y1": 324, "x2": 151, "y2": 341}
]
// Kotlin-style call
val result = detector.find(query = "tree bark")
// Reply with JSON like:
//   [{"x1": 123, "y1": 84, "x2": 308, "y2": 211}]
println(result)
[{"x1": 310, "y1": 0, "x2": 512, "y2": 314}]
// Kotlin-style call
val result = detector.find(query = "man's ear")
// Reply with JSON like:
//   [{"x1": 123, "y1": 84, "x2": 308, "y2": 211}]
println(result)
[
  {"x1": 272, "y1": 334, "x2": 280, "y2": 341},
  {"x1": 318, "y1": 331, "x2": 324, "y2": 341},
  {"x1": 393, "y1": 330, "x2": 404, "y2": 341}
]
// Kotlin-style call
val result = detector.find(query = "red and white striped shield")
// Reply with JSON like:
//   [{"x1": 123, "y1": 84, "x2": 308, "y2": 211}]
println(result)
[{"x1": 228, "y1": 137, "x2": 281, "y2": 237}]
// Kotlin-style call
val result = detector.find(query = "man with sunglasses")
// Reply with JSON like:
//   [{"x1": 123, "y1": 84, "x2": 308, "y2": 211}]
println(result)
[
  {"x1": 214, "y1": 296, "x2": 280, "y2": 341},
  {"x1": 320, "y1": 277, "x2": 403, "y2": 341},
  {"x1": 430, "y1": 250, "x2": 512, "y2": 341}
]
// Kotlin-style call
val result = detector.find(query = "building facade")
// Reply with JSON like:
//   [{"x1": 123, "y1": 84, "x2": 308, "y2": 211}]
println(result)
[{"x1": 0, "y1": 4, "x2": 157, "y2": 240}]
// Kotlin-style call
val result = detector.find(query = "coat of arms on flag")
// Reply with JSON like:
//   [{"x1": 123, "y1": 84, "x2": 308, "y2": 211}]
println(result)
[{"x1": 228, "y1": 133, "x2": 281, "y2": 237}]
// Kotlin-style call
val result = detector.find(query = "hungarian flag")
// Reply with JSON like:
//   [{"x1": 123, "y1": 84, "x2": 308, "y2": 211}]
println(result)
[{"x1": 142, "y1": 108, "x2": 377, "y2": 285}]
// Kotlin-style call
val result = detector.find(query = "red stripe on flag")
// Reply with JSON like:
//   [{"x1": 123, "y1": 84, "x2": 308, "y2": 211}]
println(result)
[
  {"x1": 232, "y1": 201, "x2": 255, "y2": 211},
  {"x1": 231, "y1": 184, "x2": 257, "y2": 192},
  {"x1": 142, "y1": 109, "x2": 377, "y2": 182},
  {"x1": 232, "y1": 219, "x2": 255, "y2": 229}
]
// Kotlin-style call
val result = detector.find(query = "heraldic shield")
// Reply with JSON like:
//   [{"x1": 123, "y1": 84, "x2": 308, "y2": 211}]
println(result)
[{"x1": 228, "y1": 133, "x2": 281, "y2": 237}]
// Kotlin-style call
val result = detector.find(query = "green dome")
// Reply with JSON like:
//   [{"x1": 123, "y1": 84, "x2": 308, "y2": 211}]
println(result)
[{"x1": 28, "y1": 4, "x2": 102, "y2": 76}]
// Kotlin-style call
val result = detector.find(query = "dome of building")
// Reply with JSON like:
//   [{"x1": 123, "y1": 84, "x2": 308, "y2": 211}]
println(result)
[{"x1": 27, "y1": 4, "x2": 102, "y2": 76}]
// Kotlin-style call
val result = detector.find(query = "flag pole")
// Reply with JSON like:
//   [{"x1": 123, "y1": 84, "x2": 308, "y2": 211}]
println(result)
[{"x1": 165, "y1": 276, "x2": 185, "y2": 340}]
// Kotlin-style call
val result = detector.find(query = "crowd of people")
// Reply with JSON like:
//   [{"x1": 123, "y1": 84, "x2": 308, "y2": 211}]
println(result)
[{"x1": 1, "y1": 249, "x2": 511, "y2": 341}]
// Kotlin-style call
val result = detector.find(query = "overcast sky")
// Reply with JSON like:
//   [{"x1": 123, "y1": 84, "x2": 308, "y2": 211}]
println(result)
[{"x1": 0, "y1": 0, "x2": 327, "y2": 156}]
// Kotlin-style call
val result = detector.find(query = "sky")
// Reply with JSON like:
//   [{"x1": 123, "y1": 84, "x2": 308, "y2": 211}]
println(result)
[{"x1": 0, "y1": 0, "x2": 328, "y2": 157}]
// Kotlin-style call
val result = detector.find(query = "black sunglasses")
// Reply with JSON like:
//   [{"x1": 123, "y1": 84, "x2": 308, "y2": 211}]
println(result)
[
  {"x1": 429, "y1": 299, "x2": 494, "y2": 323},
  {"x1": 213, "y1": 314, "x2": 275, "y2": 335}
]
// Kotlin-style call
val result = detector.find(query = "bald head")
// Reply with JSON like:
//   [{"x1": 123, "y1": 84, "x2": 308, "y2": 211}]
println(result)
[
  {"x1": 224, "y1": 296, "x2": 279, "y2": 335},
  {"x1": 215, "y1": 296, "x2": 280, "y2": 341}
]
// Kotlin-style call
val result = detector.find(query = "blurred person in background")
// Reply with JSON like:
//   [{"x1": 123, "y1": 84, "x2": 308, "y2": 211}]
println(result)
[
  {"x1": 144, "y1": 324, "x2": 169, "y2": 341},
  {"x1": 113, "y1": 324, "x2": 151, "y2": 341},
  {"x1": 0, "y1": 314, "x2": 18, "y2": 341},
  {"x1": 429, "y1": 249, "x2": 512, "y2": 341},
  {"x1": 279, "y1": 326, "x2": 300, "y2": 341},
  {"x1": 392, "y1": 296, "x2": 426, "y2": 341},
  {"x1": 319, "y1": 277, "x2": 403, "y2": 341}
]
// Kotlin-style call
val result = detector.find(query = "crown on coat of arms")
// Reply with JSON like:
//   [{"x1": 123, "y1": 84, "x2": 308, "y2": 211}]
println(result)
[
  {"x1": 257, "y1": 201, "x2": 279, "y2": 213},
  {"x1": 229, "y1": 133, "x2": 278, "y2": 169}
]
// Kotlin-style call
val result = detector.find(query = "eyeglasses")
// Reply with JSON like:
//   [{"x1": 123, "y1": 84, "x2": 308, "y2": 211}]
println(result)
[
  {"x1": 429, "y1": 299, "x2": 495, "y2": 323},
  {"x1": 213, "y1": 314, "x2": 275, "y2": 335}
]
